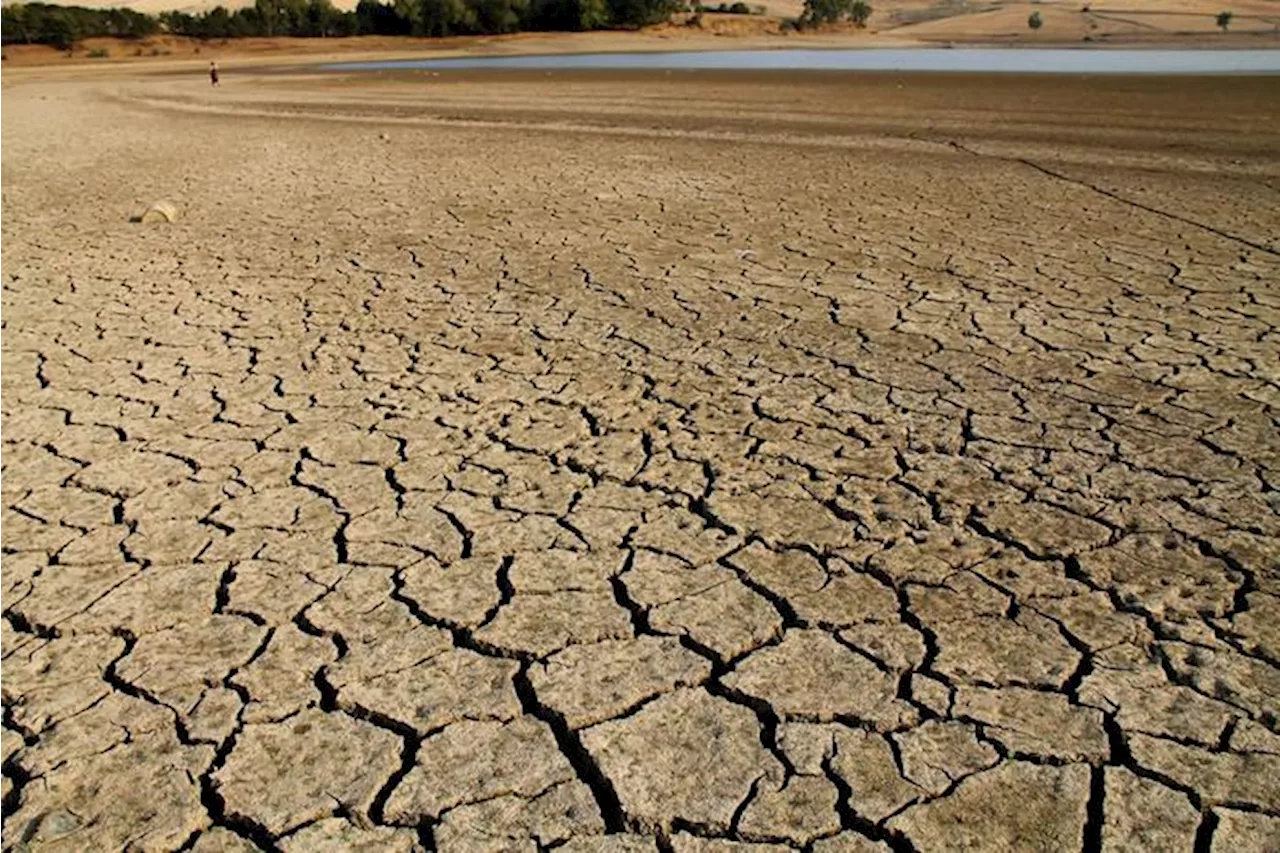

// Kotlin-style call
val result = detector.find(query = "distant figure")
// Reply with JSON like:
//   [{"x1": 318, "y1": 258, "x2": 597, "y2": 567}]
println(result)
[{"x1": 210, "y1": 62, "x2": 220, "y2": 87}]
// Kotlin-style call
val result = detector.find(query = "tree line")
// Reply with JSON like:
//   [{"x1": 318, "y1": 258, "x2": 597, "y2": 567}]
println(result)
[{"x1": 1, "y1": 0, "x2": 685, "y2": 49}]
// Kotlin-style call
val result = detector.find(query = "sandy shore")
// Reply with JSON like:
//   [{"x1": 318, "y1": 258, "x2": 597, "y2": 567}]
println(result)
[{"x1": 3, "y1": 62, "x2": 1280, "y2": 851}]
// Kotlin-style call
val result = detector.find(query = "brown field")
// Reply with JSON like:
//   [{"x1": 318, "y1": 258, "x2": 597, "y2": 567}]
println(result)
[{"x1": 4, "y1": 50, "x2": 1280, "y2": 853}]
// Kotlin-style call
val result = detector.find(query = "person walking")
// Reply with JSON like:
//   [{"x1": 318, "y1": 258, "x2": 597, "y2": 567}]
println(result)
[{"x1": 210, "y1": 61, "x2": 220, "y2": 87}]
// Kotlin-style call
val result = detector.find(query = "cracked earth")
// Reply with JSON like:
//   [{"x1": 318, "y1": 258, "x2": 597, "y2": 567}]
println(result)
[{"x1": 2, "y1": 68, "x2": 1279, "y2": 852}]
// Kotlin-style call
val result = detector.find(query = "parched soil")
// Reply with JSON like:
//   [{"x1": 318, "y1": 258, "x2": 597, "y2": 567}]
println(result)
[{"x1": 2, "y1": 65, "x2": 1279, "y2": 852}]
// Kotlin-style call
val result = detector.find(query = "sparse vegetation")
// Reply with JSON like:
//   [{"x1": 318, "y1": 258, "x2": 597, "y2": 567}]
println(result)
[
  {"x1": 2, "y1": 3, "x2": 157, "y2": 49},
  {"x1": 87, "y1": 46, "x2": 109, "y2": 56},
  {"x1": 1, "y1": 0, "x2": 687, "y2": 49},
  {"x1": 1027, "y1": 10, "x2": 1042, "y2": 29},
  {"x1": 799, "y1": 0, "x2": 872, "y2": 28},
  {"x1": 1216, "y1": 10, "x2": 1232, "y2": 30}
]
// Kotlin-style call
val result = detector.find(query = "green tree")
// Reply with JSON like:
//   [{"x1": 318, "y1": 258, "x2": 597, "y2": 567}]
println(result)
[
  {"x1": 160, "y1": 9, "x2": 197, "y2": 34},
  {"x1": 251, "y1": 0, "x2": 307, "y2": 35},
  {"x1": 1216, "y1": 10, "x2": 1232, "y2": 30},
  {"x1": 333, "y1": 10, "x2": 360, "y2": 33},
  {"x1": 203, "y1": 5, "x2": 232, "y2": 37},
  {"x1": 229, "y1": 7, "x2": 264, "y2": 36},
  {"x1": 472, "y1": 0, "x2": 527, "y2": 32},
  {"x1": 45, "y1": 9, "x2": 81, "y2": 50},
  {"x1": 800, "y1": 0, "x2": 837, "y2": 26},
  {"x1": 1028, "y1": 9, "x2": 1042, "y2": 28},
  {"x1": 577, "y1": 0, "x2": 610, "y2": 28},
  {"x1": 305, "y1": 0, "x2": 336, "y2": 35},
  {"x1": 3, "y1": 4, "x2": 35, "y2": 43},
  {"x1": 410, "y1": 0, "x2": 478, "y2": 36},
  {"x1": 254, "y1": 0, "x2": 281, "y2": 34},
  {"x1": 356, "y1": 0, "x2": 411, "y2": 33},
  {"x1": 800, "y1": 0, "x2": 871, "y2": 27},
  {"x1": 525, "y1": 0, "x2": 610, "y2": 30},
  {"x1": 282, "y1": 0, "x2": 311, "y2": 32},
  {"x1": 607, "y1": 0, "x2": 679, "y2": 28},
  {"x1": 391, "y1": 0, "x2": 418, "y2": 31},
  {"x1": 106, "y1": 7, "x2": 158, "y2": 36}
]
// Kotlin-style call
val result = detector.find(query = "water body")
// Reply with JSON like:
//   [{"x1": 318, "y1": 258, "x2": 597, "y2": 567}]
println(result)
[{"x1": 325, "y1": 48, "x2": 1280, "y2": 75}]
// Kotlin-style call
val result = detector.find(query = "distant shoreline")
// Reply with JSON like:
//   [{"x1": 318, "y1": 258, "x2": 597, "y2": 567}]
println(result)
[
  {"x1": 318, "y1": 48, "x2": 1280, "y2": 78},
  {"x1": 3, "y1": 18, "x2": 1278, "y2": 70}
]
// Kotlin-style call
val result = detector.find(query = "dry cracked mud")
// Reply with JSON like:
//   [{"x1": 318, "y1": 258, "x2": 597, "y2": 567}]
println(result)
[{"x1": 2, "y1": 67, "x2": 1279, "y2": 852}]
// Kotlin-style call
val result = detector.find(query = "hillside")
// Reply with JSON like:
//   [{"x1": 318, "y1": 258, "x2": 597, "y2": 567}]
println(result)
[
  {"x1": 888, "y1": 0, "x2": 1280, "y2": 42},
  {"x1": 1, "y1": 0, "x2": 1277, "y2": 66},
  {"x1": 4, "y1": 0, "x2": 1278, "y2": 33}
]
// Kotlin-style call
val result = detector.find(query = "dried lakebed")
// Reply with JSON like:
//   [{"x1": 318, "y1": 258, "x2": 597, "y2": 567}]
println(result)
[{"x1": 2, "y1": 68, "x2": 1279, "y2": 852}]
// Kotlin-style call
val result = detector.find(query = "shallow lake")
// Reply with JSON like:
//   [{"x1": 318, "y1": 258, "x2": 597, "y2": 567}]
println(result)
[{"x1": 325, "y1": 48, "x2": 1280, "y2": 75}]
